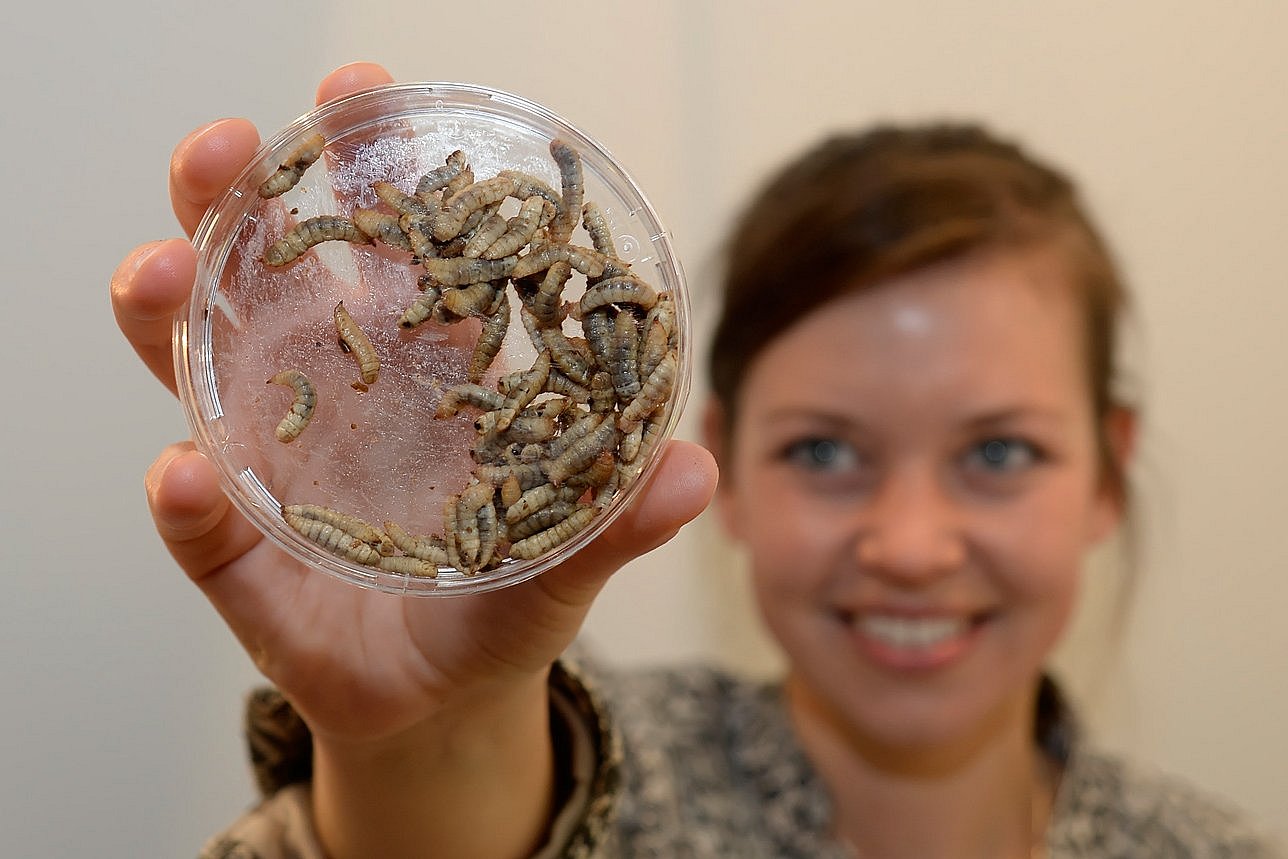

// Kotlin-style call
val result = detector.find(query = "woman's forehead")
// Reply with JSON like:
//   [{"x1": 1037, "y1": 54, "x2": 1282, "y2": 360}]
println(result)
[{"x1": 739, "y1": 249, "x2": 1090, "y2": 417}]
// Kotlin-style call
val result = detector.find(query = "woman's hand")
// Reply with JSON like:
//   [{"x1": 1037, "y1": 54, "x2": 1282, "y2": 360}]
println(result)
[{"x1": 110, "y1": 62, "x2": 717, "y2": 858}]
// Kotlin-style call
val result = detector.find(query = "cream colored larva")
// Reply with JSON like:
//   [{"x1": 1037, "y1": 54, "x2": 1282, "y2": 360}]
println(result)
[
  {"x1": 333, "y1": 301, "x2": 379, "y2": 386},
  {"x1": 258, "y1": 132, "x2": 326, "y2": 199}
]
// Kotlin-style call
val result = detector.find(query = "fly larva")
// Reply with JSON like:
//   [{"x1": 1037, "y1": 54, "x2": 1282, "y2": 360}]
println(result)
[
  {"x1": 529, "y1": 260, "x2": 573, "y2": 327},
  {"x1": 544, "y1": 416, "x2": 618, "y2": 486},
  {"x1": 282, "y1": 504, "x2": 395, "y2": 556},
  {"x1": 333, "y1": 301, "x2": 379, "y2": 385},
  {"x1": 500, "y1": 474, "x2": 523, "y2": 508},
  {"x1": 454, "y1": 481, "x2": 495, "y2": 570},
  {"x1": 539, "y1": 326, "x2": 595, "y2": 388},
  {"x1": 582, "y1": 308, "x2": 615, "y2": 373},
  {"x1": 619, "y1": 350, "x2": 677, "y2": 431},
  {"x1": 504, "y1": 482, "x2": 562, "y2": 524},
  {"x1": 476, "y1": 501, "x2": 499, "y2": 571},
  {"x1": 462, "y1": 212, "x2": 511, "y2": 259},
  {"x1": 517, "y1": 442, "x2": 548, "y2": 465},
  {"x1": 511, "y1": 242, "x2": 608, "y2": 280},
  {"x1": 421, "y1": 255, "x2": 518, "y2": 287},
  {"x1": 581, "y1": 201, "x2": 617, "y2": 257},
  {"x1": 638, "y1": 316, "x2": 669, "y2": 382},
  {"x1": 442, "y1": 494, "x2": 464, "y2": 572},
  {"x1": 373, "y1": 181, "x2": 432, "y2": 218},
  {"x1": 434, "y1": 383, "x2": 505, "y2": 419},
  {"x1": 263, "y1": 216, "x2": 370, "y2": 267},
  {"x1": 510, "y1": 505, "x2": 597, "y2": 560},
  {"x1": 610, "y1": 309, "x2": 642, "y2": 401},
  {"x1": 545, "y1": 409, "x2": 604, "y2": 458},
  {"x1": 532, "y1": 395, "x2": 575, "y2": 419},
  {"x1": 496, "y1": 351, "x2": 551, "y2": 431},
  {"x1": 442, "y1": 162, "x2": 475, "y2": 201},
  {"x1": 579, "y1": 275, "x2": 660, "y2": 317},
  {"x1": 486, "y1": 411, "x2": 561, "y2": 444},
  {"x1": 400, "y1": 213, "x2": 439, "y2": 260},
  {"x1": 592, "y1": 466, "x2": 622, "y2": 510},
  {"x1": 283, "y1": 510, "x2": 383, "y2": 566},
  {"x1": 467, "y1": 290, "x2": 510, "y2": 383},
  {"x1": 506, "y1": 500, "x2": 579, "y2": 542},
  {"x1": 454, "y1": 200, "x2": 503, "y2": 246},
  {"x1": 632, "y1": 416, "x2": 667, "y2": 475},
  {"x1": 547, "y1": 140, "x2": 584, "y2": 244},
  {"x1": 644, "y1": 292, "x2": 679, "y2": 349},
  {"x1": 482, "y1": 196, "x2": 549, "y2": 260},
  {"x1": 377, "y1": 555, "x2": 440, "y2": 577},
  {"x1": 440, "y1": 281, "x2": 500, "y2": 320},
  {"x1": 383, "y1": 520, "x2": 449, "y2": 564},
  {"x1": 496, "y1": 369, "x2": 527, "y2": 398},
  {"x1": 476, "y1": 461, "x2": 546, "y2": 492},
  {"x1": 398, "y1": 285, "x2": 442, "y2": 330},
  {"x1": 498, "y1": 169, "x2": 565, "y2": 210},
  {"x1": 415, "y1": 150, "x2": 468, "y2": 203},
  {"x1": 543, "y1": 368, "x2": 591, "y2": 403},
  {"x1": 258, "y1": 132, "x2": 325, "y2": 199},
  {"x1": 619, "y1": 422, "x2": 645, "y2": 464},
  {"x1": 590, "y1": 370, "x2": 616, "y2": 414},
  {"x1": 431, "y1": 175, "x2": 520, "y2": 241},
  {"x1": 470, "y1": 429, "x2": 516, "y2": 467},
  {"x1": 352, "y1": 208, "x2": 413, "y2": 252},
  {"x1": 566, "y1": 448, "x2": 618, "y2": 490},
  {"x1": 267, "y1": 369, "x2": 316, "y2": 443}
]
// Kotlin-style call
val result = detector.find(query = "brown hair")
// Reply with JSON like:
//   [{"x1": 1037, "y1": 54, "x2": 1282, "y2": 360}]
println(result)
[{"x1": 708, "y1": 123, "x2": 1130, "y2": 493}]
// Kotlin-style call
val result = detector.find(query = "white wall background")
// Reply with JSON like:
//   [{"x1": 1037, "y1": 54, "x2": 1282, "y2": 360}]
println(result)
[{"x1": 1, "y1": 2, "x2": 1284, "y2": 854}]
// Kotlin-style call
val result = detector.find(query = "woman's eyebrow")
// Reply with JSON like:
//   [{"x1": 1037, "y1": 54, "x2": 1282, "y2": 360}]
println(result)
[
  {"x1": 961, "y1": 405, "x2": 1070, "y2": 429},
  {"x1": 758, "y1": 407, "x2": 866, "y2": 430}
]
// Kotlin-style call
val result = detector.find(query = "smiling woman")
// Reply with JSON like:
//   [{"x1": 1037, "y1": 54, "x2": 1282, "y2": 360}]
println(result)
[
  {"x1": 689, "y1": 124, "x2": 1279, "y2": 857},
  {"x1": 108, "y1": 64, "x2": 1283, "y2": 859}
]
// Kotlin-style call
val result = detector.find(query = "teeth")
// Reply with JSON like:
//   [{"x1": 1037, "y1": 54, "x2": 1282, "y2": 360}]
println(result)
[{"x1": 858, "y1": 615, "x2": 968, "y2": 650}]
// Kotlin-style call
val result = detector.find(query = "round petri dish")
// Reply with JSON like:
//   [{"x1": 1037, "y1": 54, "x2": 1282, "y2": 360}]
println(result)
[{"x1": 175, "y1": 82, "x2": 689, "y2": 596}]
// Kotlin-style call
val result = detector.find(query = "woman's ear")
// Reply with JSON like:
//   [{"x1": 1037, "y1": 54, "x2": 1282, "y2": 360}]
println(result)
[
  {"x1": 701, "y1": 398, "x2": 742, "y2": 540},
  {"x1": 1089, "y1": 405, "x2": 1138, "y2": 543}
]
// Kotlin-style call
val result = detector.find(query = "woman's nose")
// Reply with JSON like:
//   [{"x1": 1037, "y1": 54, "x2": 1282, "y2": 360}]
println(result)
[{"x1": 855, "y1": 470, "x2": 965, "y2": 581}]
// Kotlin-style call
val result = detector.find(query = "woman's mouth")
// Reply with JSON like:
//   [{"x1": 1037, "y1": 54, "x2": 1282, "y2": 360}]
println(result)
[{"x1": 847, "y1": 612, "x2": 986, "y2": 670}]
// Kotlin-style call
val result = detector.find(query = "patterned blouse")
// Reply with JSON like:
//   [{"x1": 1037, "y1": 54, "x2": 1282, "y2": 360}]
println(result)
[{"x1": 200, "y1": 658, "x2": 1284, "y2": 859}]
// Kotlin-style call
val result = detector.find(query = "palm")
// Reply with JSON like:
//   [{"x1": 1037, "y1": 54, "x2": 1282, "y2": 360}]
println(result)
[{"x1": 208, "y1": 530, "x2": 591, "y2": 741}]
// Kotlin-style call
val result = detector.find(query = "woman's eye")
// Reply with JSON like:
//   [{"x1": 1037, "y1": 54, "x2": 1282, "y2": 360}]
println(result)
[
  {"x1": 783, "y1": 438, "x2": 859, "y2": 471},
  {"x1": 965, "y1": 438, "x2": 1038, "y2": 472}
]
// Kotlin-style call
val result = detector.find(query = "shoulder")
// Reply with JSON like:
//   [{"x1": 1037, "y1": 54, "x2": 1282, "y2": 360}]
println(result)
[
  {"x1": 589, "y1": 660, "x2": 774, "y2": 752},
  {"x1": 1052, "y1": 745, "x2": 1286, "y2": 857}
]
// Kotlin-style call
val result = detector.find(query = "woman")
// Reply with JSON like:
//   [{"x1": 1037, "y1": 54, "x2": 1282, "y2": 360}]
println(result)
[{"x1": 111, "y1": 63, "x2": 1282, "y2": 858}]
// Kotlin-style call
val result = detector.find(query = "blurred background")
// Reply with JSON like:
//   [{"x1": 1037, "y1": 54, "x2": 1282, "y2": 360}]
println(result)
[{"x1": 2, "y1": 1, "x2": 1284, "y2": 853}]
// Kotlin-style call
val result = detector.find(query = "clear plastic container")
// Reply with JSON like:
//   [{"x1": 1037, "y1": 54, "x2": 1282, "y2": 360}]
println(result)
[{"x1": 175, "y1": 82, "x2": 689, "y2": 596}]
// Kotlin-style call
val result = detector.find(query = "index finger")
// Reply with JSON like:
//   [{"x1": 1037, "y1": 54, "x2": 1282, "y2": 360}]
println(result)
[{"x1": 168, "y1": 63, "x2": 396, "y2": 238}]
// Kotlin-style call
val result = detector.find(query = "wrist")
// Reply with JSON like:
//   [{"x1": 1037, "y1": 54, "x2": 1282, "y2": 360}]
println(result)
[{"x1": 311, "y1": 671, "x2": 556, "y2": 859}]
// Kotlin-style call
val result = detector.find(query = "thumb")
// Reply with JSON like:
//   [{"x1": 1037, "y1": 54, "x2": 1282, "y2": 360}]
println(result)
[{"x1": 532, "y1": 439, "x2": 718, "y2": 608}]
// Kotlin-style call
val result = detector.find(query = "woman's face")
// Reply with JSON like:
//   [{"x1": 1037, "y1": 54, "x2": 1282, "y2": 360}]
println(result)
[{"x1": 715, "y1": 246, "x2": 1127, "y2": 754}]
